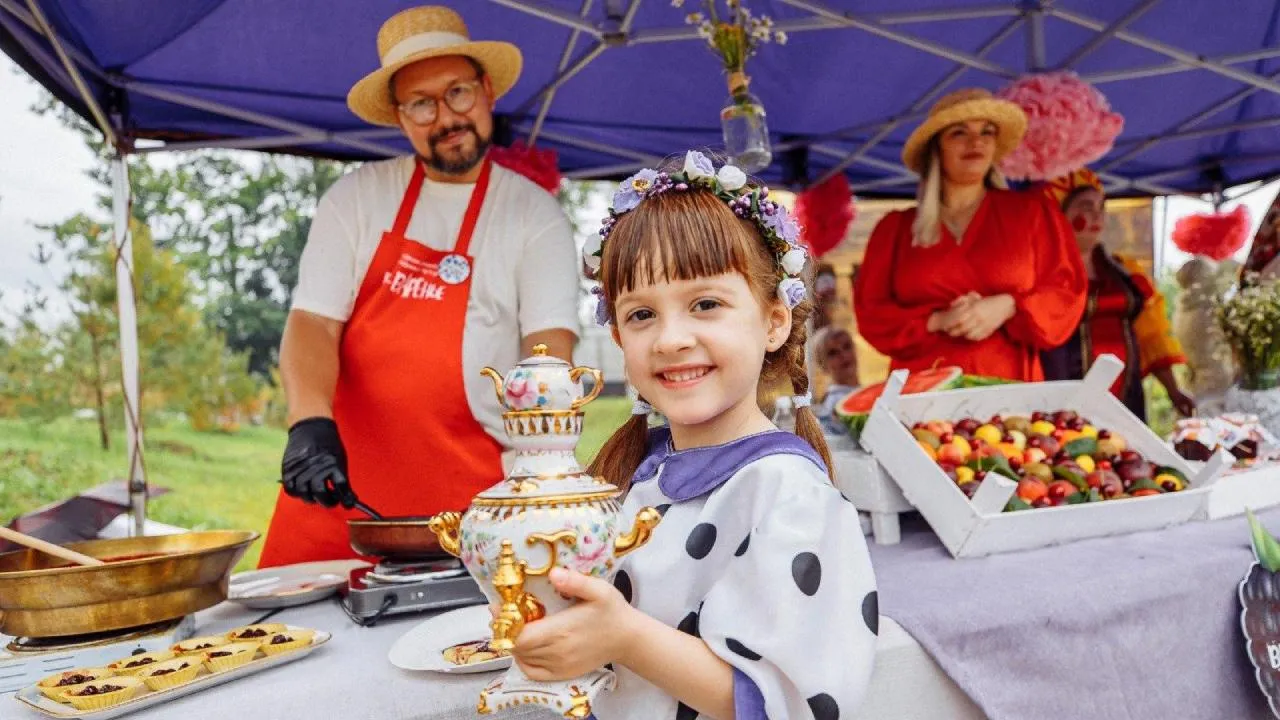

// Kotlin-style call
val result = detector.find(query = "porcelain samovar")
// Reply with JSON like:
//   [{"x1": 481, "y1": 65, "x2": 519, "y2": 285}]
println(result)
[{"x1": 428, "y1": 345, "x2": 661, "y2": 718}]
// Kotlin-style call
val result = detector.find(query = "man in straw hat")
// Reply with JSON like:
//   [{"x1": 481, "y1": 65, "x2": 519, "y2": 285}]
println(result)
[
  {"x1": 855, "y1": 88, "x2": 1086, "y2": 383},
  {"x1": 260, "y1": 6, "x2": 579, "y2": 567}
]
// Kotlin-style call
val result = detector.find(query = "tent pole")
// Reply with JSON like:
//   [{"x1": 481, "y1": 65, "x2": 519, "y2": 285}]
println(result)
[
  {"x1": 112, "y1": 154, "x2": 148, "y2": 537},
  {"x1": 1025, "y1": 1, "x2": 1046, "y2": 71},
  {"x1": 1057, "y1": 0, "x2": 1161, "y2": 71},
  {"x1": 780, "y1": 0, "x2": 1016, "y2": 78},
  {"x1": 1084, "y1": 47, "x2": 1280, "y2": 85},
  {"x1": 486, "y1": 0, "x2": 603, "y2": 36},
  {"x1": 813, "y1": 16, "x2": 1023, "y2": 184},
  {"x1": 1100, "y1": 67, "x2": 1280, "y2": 172},
  {"x1": 1050, "y1": 6, "x2": 1280, "y2": 96},
  {"x1": 530, "y1": 0, "x2": 595, "y2": 145}
]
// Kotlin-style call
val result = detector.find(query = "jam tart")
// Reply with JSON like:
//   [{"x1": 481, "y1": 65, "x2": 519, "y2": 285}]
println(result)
[
  {"x1": 202, "y1": 641, "x2": 261, "y2": 673},
  {"x1": 60, "y1": 675, "x2": 144, "y2": 711},
  {"x1": 258, "y1": 629, "x2": 316, "y2": 657},
  {"x1": 139, "y1": 657, "x2": 201, "y2": 691},
  {"x1": 224, "y1": 623, "x2": 287, "y2": 642},
  {"x1": 36, "y1": 667, "x2": 112, "y2": 702},
  {"x1": 442, "y1": 639, "x2": 510, "y2": 666},
  {"x1": 107, "y1": 650, "x2": 176, "y2": 676},
  {"x1": 172, "y1": 635, "x2": 229, "y2": 655}
]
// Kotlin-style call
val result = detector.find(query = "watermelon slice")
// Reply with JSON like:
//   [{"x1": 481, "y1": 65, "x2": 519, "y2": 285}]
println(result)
[{"x1": 834, "y1": 367, "x2": 964, "y2": 418}]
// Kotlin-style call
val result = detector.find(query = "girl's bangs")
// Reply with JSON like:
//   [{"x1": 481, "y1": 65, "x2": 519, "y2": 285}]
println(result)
[{"x1": 601, "y1": 191, "x2": 758, "y2": 299}]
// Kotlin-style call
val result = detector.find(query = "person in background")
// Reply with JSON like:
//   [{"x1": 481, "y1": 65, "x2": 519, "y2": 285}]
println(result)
[
  {"x1": 810, "y1": 326, "x2": 861, "y2": 434},
  {"x1": 1040, "y1": 168, "x2": 1195, "y2": 419},
  {"x1": 855, "y1": 89, "x2": 1086, "y2": 382}
]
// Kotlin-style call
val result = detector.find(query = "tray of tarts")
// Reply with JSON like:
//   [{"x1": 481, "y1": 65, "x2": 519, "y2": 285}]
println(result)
[
  {"x1": 14, "y1": 623, "x2": 329, "y2": 718},
  {"x1": 0, "y1": 530, "x2": 258, "y2": 637}
]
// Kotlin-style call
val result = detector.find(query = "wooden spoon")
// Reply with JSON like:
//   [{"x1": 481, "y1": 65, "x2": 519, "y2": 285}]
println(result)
[{"x1": 0, "y1": 526, "x2": 105, "y2": 567}]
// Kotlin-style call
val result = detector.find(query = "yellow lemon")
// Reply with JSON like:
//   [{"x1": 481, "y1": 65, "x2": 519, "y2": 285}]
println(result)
[
  {"x1": 1081, "y1": 425, "x2": 1098, "y2": 438},
  {"x1": 1075, "y1": 455, "x2": 1096, "y2": 473},
  {"x1": 1030, "y1": 420, "x2": 1057, "y2": 437},
  {"x1": 955, "y1": 466, "x2": 976, "y2": 485},
  {"x1": 974, "y1": 424, "x2": 1003, "y2": 447}
]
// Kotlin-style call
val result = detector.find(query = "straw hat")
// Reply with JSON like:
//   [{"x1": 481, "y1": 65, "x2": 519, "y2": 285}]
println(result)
[
  {"x1": 347, "y1": 6, "x2": 522, "y2": 127},
  {"x1": 900, "y1": 88, "x2": 1027, "y2": 175}
]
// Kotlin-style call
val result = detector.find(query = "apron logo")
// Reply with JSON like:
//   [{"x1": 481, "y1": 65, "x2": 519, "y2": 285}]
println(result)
[
  {"x1": 384, "y1": 270, "x2": 445, "y2": 301},
  {"x1": 437, "y1": 254, "x2": 471, "y2": 285}
]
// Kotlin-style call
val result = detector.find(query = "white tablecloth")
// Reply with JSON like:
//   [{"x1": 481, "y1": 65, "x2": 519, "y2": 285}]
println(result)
[{"x1": 9, "y1": 597, "x2": 982, "y2": 719}]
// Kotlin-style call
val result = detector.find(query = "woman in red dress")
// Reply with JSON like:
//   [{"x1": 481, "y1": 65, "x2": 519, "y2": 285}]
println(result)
[
  {"x1": 1039, "y1": 169, "x2": 1195, "y2": 420},
  {"x1": 855, "y1": 89, "x2": 1086, "y2": 382}
]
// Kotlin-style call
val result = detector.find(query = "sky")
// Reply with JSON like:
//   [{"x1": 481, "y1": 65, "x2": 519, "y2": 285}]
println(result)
[{"x1": 1, "y1": 52, "x2": 1276, "y2": 324}]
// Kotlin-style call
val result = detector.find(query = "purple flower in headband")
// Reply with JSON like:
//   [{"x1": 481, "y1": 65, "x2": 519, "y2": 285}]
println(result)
[
  {"x1": 591, "y1": 286, "x2": 612, "y2": 326},
  {"x1": 778, "y1": 277, "x2": 807, "y2": 309},
  {"x1": 762, "y1": 204, "x2": 800, "y2": 246},
  {"x1": 613, "y1": 168, "x2": 660, "y2": 213},
  {"x1": 683, "y1": 150, "x2": 716, "y2": 181}
]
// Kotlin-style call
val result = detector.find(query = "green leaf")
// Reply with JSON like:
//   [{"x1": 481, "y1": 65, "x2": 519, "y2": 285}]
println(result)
[
  {"x1": 1004, "y1": 496, "x2": 1032, "y2": 512},
  {"x1": 1052, "y1": 465, "x2": 1088, "y2": 492},
  {"x1": 1064, "y1": 437, "x2": 1099, "y2": 458},
  {"x1": 1155, "y1": 466, "x2": 1189, "y2": 484},
  {"x1": 974, "y1": 455, "x2": 1018, "y2": 480},
  {"x1": 1128, "y1": 477, "x2": 1162, "y2": 493},
  {"x1": 1087, "y1": 488, "x2": 1103, "y2": 503},
  {"x1": 1065, "y1": 491, "x2": 1089, "y2": 505},
  {"x1": 1248, "y1": 510, "x2": 1280, "y2": 573}
]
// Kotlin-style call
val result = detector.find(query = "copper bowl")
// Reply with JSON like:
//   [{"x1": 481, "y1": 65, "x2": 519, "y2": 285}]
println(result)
[{"x1": 0, "y1": 530, "x2": 258, "y2": 637}]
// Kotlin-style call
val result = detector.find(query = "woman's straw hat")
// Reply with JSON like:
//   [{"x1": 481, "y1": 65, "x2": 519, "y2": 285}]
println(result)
[
  {"x1": 900, "y1": 88, "x2": 1027, "y2": 175},
  {"x1": 347, "y1": 6, "x2": 522, "y2": 127}
]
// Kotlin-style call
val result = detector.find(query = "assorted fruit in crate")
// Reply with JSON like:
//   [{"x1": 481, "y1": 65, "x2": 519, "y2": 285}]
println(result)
[
  {"x1": 1173, "y1": 414, "x2": 1278, "y2": 464},
  {"x1": 909, "y1": 409, "x2": 1190, "y2": 511},
  {"x1": 833, "y1": 366, "x2": 1016, "y2": 439}
]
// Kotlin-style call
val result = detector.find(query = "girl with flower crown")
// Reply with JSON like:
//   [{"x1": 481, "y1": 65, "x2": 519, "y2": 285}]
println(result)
[{"x1": 509, "y1": 150, "x2": 878, "y2": 720}]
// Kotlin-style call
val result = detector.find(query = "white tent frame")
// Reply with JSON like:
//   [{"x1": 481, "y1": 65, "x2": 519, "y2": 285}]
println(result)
[{"x1": 5, "y1": 0, "x2": 1278, "y2": 532}]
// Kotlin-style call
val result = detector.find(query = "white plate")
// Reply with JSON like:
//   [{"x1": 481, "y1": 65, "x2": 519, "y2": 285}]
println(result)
[
  {"x1": 388, "y1": 605, "x2": 510, "y2": 674},
  {"x1": 13, "y1": 626, "x2": 329, "y2": 719},
  {"x1": 228, "y1": 559, "x2": 367, "y2": 609}
]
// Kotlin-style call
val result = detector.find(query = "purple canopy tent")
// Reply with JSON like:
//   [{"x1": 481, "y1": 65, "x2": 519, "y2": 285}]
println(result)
[{"x1": 3, "y1": 0, "x2": 1279, "y2": 531}]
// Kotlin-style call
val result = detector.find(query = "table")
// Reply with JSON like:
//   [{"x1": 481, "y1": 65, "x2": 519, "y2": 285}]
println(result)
[{"x1": 7, "y1": 596, "x2": 978, "y2": 719}]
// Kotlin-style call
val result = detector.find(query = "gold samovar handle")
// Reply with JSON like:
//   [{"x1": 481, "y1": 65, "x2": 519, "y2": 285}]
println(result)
[{"x1": 614, "y1": 507, "x2": 661, "y2": 558}]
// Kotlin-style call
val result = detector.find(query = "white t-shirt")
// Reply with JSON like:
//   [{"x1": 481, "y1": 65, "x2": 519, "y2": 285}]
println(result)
[{"x1": 292, "y1": 155, "x2": 580, "y2": 455}]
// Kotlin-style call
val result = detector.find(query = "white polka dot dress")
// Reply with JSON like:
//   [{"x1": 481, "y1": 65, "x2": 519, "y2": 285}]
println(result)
[{"x1": 592, "y1": 428, "x2": 879, "y2": 720}]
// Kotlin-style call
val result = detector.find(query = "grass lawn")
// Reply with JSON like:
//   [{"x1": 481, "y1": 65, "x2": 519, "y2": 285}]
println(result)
[{"x1": 0, "y1": 397, "x2": 632, "y2": 571}]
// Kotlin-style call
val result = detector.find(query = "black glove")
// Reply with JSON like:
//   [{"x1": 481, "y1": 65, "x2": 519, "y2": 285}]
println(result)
[{"x1": 281, "y1": 417, "x2": 355, "y2": 509}]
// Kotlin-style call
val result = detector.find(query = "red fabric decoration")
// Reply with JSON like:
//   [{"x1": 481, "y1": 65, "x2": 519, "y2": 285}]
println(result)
[
  {"x1": 793, "y1": 174, "x2": 856, "y2": 258},
  {"x1": 996, "y1": 72, "x2": 1124, "y2": 182},
  {"x1": 489, "y1": 140, "x2": 562, "y2": 194},
  {"x1": 1171, "y1": 206, "x2": 1252, "y2": 261}
]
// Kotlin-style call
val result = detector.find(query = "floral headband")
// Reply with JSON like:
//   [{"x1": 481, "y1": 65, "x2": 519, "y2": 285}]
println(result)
[{"x1": 583, "y1": 150, "x2": 808, "y2": 326}]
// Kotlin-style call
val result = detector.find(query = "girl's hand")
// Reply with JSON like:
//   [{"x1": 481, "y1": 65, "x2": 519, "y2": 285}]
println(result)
[
  {"x1": 512, "y1": 568, "x2": 640, "y2": 682},
  {"x1": 945, "y1": 294, "x2": 1016, "y2": 341}
]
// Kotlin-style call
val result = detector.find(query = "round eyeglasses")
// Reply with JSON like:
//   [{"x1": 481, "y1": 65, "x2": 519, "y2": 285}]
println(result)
[{"x1": 395, "y1": 79, "x2": 483, "y2": 126}]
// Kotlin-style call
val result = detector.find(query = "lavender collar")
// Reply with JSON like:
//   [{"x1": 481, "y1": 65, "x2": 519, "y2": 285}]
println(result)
[{"x1": 632, "y1": 426, "x2": 827, "y2": 502}]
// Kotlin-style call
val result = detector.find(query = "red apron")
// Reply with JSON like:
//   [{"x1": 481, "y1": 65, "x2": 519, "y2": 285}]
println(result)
[{"x1": 259, "y1": 159, "x2": 505, "y2": 568}]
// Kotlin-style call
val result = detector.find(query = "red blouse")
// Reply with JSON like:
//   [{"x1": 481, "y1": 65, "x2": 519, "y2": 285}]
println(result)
[{"x1": 854, "y1": 189, "x2": 1087, "y2": 382}]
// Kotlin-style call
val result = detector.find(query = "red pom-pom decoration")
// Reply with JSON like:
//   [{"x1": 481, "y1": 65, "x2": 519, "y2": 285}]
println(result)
[
  {"x1": 996, "y1": 72, "x2": 1124, "y2": 182},
  {"x1": 793, "y1": 174, "x2": 856, "y2": 258},
  {"x1": 1172, "y1": 206, "x2": 1252, "y2": 261},
  {"x1": 489, "y1": 140, "x2": 562, "y2": 194}
]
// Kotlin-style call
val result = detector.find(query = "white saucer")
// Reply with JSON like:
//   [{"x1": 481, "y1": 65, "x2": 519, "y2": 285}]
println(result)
[
  {"x1": 229, "y1": 559, "x2": 368, "y2": 609},
  {"x1": 388, "y1": 604, "x2": 511, "y2": 674}
]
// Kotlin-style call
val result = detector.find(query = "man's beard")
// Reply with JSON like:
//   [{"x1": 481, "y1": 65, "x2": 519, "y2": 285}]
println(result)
[{"x1": 425, "y1": 123, "x2": 491, "y2": 175}]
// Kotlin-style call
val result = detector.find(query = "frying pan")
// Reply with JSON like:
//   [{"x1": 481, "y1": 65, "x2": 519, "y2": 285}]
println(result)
[{"x1": 346, "y1": 500, "x2": 451, "y2": 559}]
